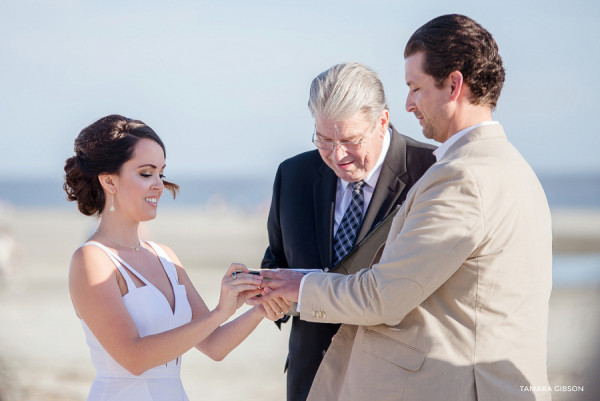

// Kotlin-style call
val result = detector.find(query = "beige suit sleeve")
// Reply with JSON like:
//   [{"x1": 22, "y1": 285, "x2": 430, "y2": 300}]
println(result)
[{"x1": 300, "y1": 162, "x2": 485, "y2": 326}]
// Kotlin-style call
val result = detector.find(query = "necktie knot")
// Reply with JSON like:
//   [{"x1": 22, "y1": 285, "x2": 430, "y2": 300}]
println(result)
[{"x1": 352, "y1": 180, "x2": 365, "y2": 192}]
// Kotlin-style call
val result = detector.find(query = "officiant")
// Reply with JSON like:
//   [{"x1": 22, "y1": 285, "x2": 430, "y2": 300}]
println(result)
[{"x1": 260, "y1": 61, "x2": 436, "y2": 401}]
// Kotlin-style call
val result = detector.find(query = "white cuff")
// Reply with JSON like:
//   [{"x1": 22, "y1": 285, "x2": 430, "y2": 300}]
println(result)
[{"x1": 296, "y1": 272, "x2": 316, "y2": 312}]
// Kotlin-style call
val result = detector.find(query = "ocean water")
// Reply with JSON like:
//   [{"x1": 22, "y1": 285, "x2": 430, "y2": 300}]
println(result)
[
  {"x1": 0, "y1": 176, "x2": 273, "y2": 211},
  {"x1": 1, "y1": 173, "x2": 599, "y2": 210},
  {"x1": 1, "y1": 173, "x2": 598, "y2": 287},
  {"x1": 553, "y1": 254, "x2": 600, "y2": 287}
]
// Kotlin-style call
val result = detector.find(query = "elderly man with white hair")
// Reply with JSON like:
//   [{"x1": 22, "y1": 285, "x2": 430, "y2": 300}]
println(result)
[{"x1": 260, "y1": 62, "x2": 436, "y2": 401}]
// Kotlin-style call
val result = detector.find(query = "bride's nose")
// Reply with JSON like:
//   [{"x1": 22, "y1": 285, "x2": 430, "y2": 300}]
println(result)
[{"x1": 151, "y1": 175, "x2": 164, "y2": 190}]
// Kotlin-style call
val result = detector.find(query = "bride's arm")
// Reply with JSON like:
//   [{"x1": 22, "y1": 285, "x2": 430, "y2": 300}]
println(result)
[
  {"x1": 69, "y1": 245, "x2": 262, "y2": 376},
  {"x1": 194, "y1": 304, "x2": 264, "y2": 361},
  {"x1": 164, "y1": 247, "x2": 288, "y2": 361},
  {"x1": 194, "y1": 299, "x2": 292, "y2": 360}
]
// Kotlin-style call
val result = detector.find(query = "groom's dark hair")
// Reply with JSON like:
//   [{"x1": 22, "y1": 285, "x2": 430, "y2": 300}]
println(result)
[{"x1": 405, "y1": 14, "x2": 505, "y2": 109}]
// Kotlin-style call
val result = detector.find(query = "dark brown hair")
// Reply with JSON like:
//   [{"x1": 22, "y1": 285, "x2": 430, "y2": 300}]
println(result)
[
  {"x1": 404, "y1": 14, "x2": 505, "y2": 109},
  {"x1": 63, "y1": 114, "x2": 179, "y2": 216}
]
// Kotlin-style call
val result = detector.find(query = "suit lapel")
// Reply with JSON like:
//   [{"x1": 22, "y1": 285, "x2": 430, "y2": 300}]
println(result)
[
  {"x1": 314, "y1": 162, "x2": 337, "y2": 268},
  {"x1": 356, "y1": 125, "x2": 408, "y2": 242}
]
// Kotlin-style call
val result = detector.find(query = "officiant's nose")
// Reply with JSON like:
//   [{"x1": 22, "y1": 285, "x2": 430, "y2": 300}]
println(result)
[{"x1": 331, "y1": 145, "x2": 349, "y2": 162}]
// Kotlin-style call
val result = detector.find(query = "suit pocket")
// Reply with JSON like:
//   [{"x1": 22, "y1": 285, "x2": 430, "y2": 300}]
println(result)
[{"x1": 361, "y1": 329, "x2": 426, "y2": 372}]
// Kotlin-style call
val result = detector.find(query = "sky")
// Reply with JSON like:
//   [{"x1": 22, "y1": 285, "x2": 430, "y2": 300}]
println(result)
[{"x1": 1, "y1": 0, "x2": 599, "y2": 183}]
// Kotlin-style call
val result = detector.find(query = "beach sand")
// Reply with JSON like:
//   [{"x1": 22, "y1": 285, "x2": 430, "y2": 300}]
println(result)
[{"x1": 0, "y1": 207, "x2": 599, "y2": 400}]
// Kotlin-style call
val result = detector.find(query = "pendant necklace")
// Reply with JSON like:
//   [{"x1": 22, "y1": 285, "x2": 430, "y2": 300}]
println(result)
[{"x1": 95, "y1": 229, "x2": 141, "y2": 252}]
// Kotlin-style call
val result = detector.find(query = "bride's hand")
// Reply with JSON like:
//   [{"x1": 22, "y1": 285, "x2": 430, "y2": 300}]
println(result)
[{"x1": 215, "y1": 263, "x2": 263, "y2": 318}]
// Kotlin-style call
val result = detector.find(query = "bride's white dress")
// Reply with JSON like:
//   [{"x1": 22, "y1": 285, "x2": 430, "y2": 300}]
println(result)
[{"x1": 79, "y1": 241, "x2": 192, "y2": 401}]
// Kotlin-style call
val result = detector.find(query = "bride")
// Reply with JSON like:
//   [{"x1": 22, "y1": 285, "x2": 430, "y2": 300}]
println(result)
[{"x1": 63, "y1": 114, "x2": 288, "y2": 400}]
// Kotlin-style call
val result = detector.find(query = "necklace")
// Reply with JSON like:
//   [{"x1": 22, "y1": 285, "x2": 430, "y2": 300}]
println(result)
[{"x1": 95, "y1": 229, "x2": 141, "y2": 252}]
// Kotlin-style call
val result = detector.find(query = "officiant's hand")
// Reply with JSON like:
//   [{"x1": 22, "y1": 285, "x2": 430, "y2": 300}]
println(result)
[{"x1": 216, "y1": 263, "x2": 263, "y2": 318}]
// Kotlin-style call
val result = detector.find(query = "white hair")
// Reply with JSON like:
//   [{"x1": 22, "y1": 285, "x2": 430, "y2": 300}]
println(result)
[{"x1": 308, "y1": 62, "x2": 388, "y2": 124}]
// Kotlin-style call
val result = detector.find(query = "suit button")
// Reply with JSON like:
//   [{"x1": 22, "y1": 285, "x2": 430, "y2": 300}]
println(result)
[
  {"x1": 312, "y1": 311, "x2": 317, "y2": 318},
  {"x1": 322, "y1": 311, "x2": 327, "y2": 318}
]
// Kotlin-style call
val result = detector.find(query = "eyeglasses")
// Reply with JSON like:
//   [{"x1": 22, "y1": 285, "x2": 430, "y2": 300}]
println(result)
[{"x1": 312, "y1": 125, "x2": 371, "y2": 152}]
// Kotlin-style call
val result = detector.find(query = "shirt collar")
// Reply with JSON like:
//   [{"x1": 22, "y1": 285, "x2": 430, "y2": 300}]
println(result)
[
  {"x1": 340, "y1": 126, "x2": 391, "y2": 190},
  {"x1": 433, "y1": 121, "x2": 499, "y2": 161}
]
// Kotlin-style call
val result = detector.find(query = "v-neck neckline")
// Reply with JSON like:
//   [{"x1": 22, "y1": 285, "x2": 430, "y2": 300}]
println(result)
[{"x1": 92, "y1": 241, "x2": 178, "y2": 315}]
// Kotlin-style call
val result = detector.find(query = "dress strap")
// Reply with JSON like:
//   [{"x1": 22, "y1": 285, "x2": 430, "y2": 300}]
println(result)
[
  {"x1": 145, "y1": 241, "x2": 180, "y2": 285},
  {"x1": 80, "y1": 241, "x2": 152, "y2": 289}
]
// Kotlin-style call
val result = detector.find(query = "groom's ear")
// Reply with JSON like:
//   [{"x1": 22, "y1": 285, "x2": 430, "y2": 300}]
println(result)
[{"x1": 447, "y1": 70, "x2": 464, "y2": 102}]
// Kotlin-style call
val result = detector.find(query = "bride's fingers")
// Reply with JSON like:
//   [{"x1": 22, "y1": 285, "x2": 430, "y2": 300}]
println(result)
[
  {"x1": 225, "y1": 263, "x2": 248, "y2": 280},
  {"x1": 224, "y1": 267, "x2": 261, "y2": 288},
  {"x1": 227, "y1": 263, "x2": 245, "y2": 273},
  {"x1": 245, "y1": 294, "x2": 262, "y2": 306},
  {"x1": 243, "y1": 288, "x2": 263, "y2": 297},
  {"x1": 228, "y1": 273, "x2": 262, "y2": 288},
  {"x1": 235, "y1": 288, "x2": 263, "y2": 304},
  {"x1": 227, "y1": 283, "x2": 263, "y2": 294}
]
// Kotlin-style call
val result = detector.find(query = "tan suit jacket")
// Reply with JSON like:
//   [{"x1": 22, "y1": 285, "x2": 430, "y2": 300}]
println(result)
[{"x1": 300, "y1": 124, "x2": 552, "y2": 401}]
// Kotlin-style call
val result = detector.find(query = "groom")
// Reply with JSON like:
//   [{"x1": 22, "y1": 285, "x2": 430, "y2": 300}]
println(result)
[{"x1": 256, "y1": 14, "x2": 552, "y2": 401}]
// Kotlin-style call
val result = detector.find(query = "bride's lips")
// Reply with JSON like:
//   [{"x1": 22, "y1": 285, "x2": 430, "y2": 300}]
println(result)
[{"x1": 144, "y1": 197, "x2": 159, "y2": 207}]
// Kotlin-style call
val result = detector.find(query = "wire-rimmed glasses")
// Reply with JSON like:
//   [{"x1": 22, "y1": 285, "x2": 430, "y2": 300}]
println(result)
[{"x1": 312, "y1": 125, "x2": 371, "y2": 152}]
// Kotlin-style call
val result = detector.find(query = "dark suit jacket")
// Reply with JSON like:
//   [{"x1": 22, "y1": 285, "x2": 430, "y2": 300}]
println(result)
[{"x1": 261, "y1": 124, "x2": 436, "y2": 401}]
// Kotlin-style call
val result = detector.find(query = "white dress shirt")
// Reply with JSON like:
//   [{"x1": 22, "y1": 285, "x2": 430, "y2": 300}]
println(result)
[
  {"x1": 298, "y1": 127, "x2": 392, "y2": 311},
  {"x1": 333, "y1": 127, "x2": 391, "y2": 234}
]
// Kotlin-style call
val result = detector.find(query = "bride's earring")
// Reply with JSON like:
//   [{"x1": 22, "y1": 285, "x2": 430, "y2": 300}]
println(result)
[{"x1": 110, "y1": 192, "x2": 115, "y2": 212}]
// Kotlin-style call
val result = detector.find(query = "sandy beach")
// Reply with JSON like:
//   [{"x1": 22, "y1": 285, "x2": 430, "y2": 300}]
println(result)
[{"x1": 0, "y1": 206, "x2": 599, "y2": 400}]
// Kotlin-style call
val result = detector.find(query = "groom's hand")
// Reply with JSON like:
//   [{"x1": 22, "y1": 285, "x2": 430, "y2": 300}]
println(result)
[
  {"x1": 259, "y1": 269, "x2": 303, "y2": 302},
  {"x1": 246, "y1": 269, "x2": 303, "y2": 314},
  {"x1": 253, "y1": 288, "x2": 294, "y2": 320}
]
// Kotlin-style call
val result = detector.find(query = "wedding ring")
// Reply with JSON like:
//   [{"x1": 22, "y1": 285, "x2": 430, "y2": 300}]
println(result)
[
  {"x1": 279, "y1": 311, "x2": 285, "y2": 316},
  {"x1": 232, "y1": 271, "x2": 237, "y2": 280}
]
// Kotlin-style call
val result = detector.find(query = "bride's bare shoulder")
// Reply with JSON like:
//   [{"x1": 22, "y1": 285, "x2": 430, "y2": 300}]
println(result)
[{"x1": 69, "y1": 243, "x2": 117, "y2": 281}]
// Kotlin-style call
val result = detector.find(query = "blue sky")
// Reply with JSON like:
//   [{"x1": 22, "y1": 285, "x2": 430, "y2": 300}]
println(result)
[{"x1": 1, "y1": 0, "x2": 599, "y2": 181}]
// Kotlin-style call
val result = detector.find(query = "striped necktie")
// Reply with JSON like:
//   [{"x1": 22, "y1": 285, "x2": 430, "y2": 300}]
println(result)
[{"x1": 332, "y1": 180, "x2": 366, "y2": 265}]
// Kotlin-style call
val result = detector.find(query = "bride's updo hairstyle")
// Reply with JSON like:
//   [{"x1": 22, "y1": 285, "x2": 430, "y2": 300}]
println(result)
[{"x1": 64, "y1": 114, "x2": 179, "y2": 216}]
